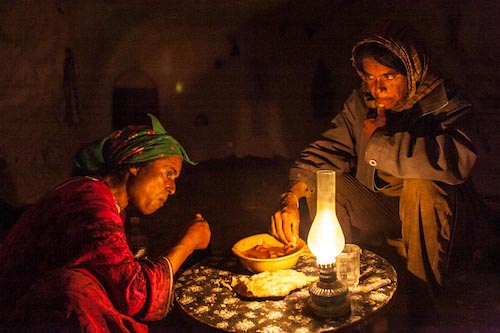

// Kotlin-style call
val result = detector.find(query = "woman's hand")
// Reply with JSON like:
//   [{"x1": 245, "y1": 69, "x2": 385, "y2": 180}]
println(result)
[
  {"x1": 270, "y1": 192, "x2": 300, "y2": 246},
  {"x1": 178, "y1": 214, "x2": 211, "y2": 251},
  {"x1": 164, "y1": 213, "x2": 211, "y2": 273}
]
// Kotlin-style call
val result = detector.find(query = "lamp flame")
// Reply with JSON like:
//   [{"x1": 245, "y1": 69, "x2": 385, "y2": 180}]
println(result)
[
  {"x1": 307, "y1": 210, "x2": 345, "y2": 265},
  {"x1": 307, "y1": 170, "x2": 345, "y2": 265}
]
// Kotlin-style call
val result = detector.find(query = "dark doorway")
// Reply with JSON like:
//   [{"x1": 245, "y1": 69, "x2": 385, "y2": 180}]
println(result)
[
  {"x1": 112, "y1": 70, "x2": 159, "y2": 130},
  {"x1": 112, "y1": 88, "x2": 159, "y2": 130}
]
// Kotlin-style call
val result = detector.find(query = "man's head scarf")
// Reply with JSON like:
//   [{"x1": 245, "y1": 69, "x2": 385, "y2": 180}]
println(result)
[
  {"x1": 73, "y1": 114, "x2": 195, "y2": 176},
  {"x1": 351, "y1": 21, "x2": 444, "y2": 111}
]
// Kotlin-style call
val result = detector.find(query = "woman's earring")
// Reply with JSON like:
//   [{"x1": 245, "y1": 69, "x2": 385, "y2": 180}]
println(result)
[{"x1": 129, "y1": 167, "x2": 139, "y2": 176}]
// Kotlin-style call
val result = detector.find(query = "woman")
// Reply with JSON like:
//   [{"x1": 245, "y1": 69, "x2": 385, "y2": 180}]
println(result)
[{"x1": 0, "y1": 114, "x2": 211, "y2": 332}]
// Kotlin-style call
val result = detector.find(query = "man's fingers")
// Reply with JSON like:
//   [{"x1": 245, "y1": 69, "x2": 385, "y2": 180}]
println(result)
[
  {"x1": 273, "y1": 213, "x2": 289, "y2": 246},
  {"x1": 283, "y1": 223, "x2": 294, "y2": 245},
  {"x1": 363, "y1": 119, "x2": 378, "y2": 140},
  {"x1": 364, "y1": 119, "x2": 376, "y2": 126},
  {"x1": 292, "y1": 220, "x2": 299, "y2": 237},
  {"x1": 377, "y1": 104, "x2": 386, "y2": 119},
  {"x1": 270, "y1": 215, "x2": 278, "y2": 238},
  {"x1": 281, "y1": 210, "x2": 299, "y2": 245}
]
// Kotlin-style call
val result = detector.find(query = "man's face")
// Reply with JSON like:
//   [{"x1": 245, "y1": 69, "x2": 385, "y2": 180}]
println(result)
[
  {"x1": 127, "y1": 155, "x2": 183, "y2": 215},
  {"x1": 361, "y1": 56, "x2": 407, "y2": 110}
]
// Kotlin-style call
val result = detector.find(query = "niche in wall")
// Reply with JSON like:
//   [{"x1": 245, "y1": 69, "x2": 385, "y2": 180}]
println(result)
[{"x1": 112, "y1": 70, "x2": 159, "y2": 130}]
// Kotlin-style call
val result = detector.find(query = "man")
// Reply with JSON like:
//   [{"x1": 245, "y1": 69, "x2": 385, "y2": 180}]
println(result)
[
  {"x1": 0, "y1": 114, "x2": 211, "y2": 332},
  {"x1": 270, "y1": 21, "x2": 480, "y2": 300}
]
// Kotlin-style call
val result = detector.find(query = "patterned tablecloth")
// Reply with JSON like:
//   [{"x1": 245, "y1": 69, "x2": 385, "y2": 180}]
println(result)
[{"x1": 175, "y1": 248, "x2": 397, "y2": 333}]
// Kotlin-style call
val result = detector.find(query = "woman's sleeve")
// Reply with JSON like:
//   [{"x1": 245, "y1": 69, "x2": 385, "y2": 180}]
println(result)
[{"x1": 133, "y1": 257, "x2": 174, "y2": 321}]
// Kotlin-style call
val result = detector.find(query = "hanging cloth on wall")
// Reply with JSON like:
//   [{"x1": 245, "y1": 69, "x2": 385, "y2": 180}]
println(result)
[{"x1": 63, "y1": 47, "x2": 80, "y2": 126}]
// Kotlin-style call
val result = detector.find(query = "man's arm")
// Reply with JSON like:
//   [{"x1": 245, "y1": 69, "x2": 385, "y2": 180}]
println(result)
[
  {"x1": 289, "y1": 90, "x2": 363, "y2": 191},
  {"x1": 366, "y1": 86, "x2": 478, "y2": 184},
  {"x1": 271, "y1": 90, "x2": 363, "y2": 245}
]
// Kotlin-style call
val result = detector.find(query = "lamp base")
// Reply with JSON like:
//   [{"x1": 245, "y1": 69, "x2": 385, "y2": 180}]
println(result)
[
  {"x1": 309, "y1": 279, "x2": 351, "y2": 318},
  {"x1": 308, "y1": 263, "x2": 351, "y2": 318}
]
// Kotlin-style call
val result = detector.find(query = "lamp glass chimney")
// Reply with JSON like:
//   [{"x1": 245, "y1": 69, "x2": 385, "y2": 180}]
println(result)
[{"x1": 307, "y1": 170, "x2": 345, "y2": 265}]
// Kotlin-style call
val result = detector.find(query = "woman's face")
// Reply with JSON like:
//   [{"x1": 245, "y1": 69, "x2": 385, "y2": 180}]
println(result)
[
  {"x1": 362, "y1": 56, "x2": 408, "y2": 110},
  {"x1": 127, "y1": 155, "x2": 183, "y2": 215}
]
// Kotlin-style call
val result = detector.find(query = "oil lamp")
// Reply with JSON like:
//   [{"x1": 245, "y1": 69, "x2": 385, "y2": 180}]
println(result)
[{"x1": 307, "y1": 170, "x2": 351, "y2": 317}]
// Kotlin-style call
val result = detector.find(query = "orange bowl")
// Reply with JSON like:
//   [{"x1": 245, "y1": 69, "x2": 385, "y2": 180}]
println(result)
[{"x1": 232, "y1": 233, "x2": 306, "y2": 273}]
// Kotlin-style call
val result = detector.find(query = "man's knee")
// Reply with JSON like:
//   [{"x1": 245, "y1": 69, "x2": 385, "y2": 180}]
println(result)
[
  {"x1": 400, "y1": 179, "x2": 453, "y2": 227},
  {"x1": 401, "y1": 179, "x2": 450, "y2": 205},
  {"x1": 402, "y1": 178, "x2": 445, "y2": 196}
]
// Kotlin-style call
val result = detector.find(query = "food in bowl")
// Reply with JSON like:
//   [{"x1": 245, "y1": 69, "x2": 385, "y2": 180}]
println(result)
[
  {"x1": 242, "y1": 240, "x2": 296, "y2": 259},
  {"x1": 232, "y1": 233, "x2": 306, "y2": 273}
]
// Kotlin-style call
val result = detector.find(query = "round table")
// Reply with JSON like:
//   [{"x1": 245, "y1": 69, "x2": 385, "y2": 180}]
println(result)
[{"x1": 175, "y1": 248, "x2": 397, "y2": 332}]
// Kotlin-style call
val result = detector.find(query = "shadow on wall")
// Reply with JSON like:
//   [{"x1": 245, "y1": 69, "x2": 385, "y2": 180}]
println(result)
[
  {"x1": 139, "y1": 156, "x2": 292, "y2": 255},
  {"x1": 0, "y1": 157, "x2": 18, "y2": 207},
  {"x1": 0, "y1": 157, "x2": 26, "y2": 240}
]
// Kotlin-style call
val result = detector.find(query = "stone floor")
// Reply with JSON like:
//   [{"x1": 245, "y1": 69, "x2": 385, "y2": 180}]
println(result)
[{"x1": 139, "y1": 156, "x2": 500, "y2": 333}]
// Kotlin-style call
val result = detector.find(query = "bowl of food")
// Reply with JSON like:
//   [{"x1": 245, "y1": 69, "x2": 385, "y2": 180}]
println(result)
[{"x1": 232, "y1": 233, "x2": 306, "y2": 273}]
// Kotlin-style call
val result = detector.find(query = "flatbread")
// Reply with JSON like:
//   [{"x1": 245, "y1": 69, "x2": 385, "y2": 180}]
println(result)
[{"x1": 231, "y1": 269, "x2": 318, "y2": 298}]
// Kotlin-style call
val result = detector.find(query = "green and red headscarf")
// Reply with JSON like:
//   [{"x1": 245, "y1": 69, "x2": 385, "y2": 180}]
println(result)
[{"x1": 73, "y1": 114, "x2": 195, "y2": 176}]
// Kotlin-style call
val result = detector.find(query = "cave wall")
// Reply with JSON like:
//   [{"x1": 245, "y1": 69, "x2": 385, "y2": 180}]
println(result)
[{"x1": 0, "y1": 0, "x2": 498, "y2": 205}]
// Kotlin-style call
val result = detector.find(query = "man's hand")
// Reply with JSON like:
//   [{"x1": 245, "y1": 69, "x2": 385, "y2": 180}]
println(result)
[
  {"x1": 363, "y1": 104, "x2": 386, "y2": 140},
  {"x1": 270, "y1": 192, "x2": 300, "y2": 246}
]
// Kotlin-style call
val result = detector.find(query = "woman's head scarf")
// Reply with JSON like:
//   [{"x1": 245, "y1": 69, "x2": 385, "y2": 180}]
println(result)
[
  {"x1": 351, "y1": 21, "x2": 444, "y2": 111},
  {"x1": 73, "y1": 114, "x2": 195, "y2": 176}
]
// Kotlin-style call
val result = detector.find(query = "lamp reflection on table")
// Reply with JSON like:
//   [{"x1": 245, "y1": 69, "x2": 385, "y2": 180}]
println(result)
[{"x1": 307, "y1": 170, "x2": 351, "y2": 318}]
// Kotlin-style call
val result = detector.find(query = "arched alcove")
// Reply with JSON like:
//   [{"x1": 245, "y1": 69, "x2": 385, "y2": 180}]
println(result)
[{"x1": 112, "y1": 69, "x2": 159, "y2": 130}]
